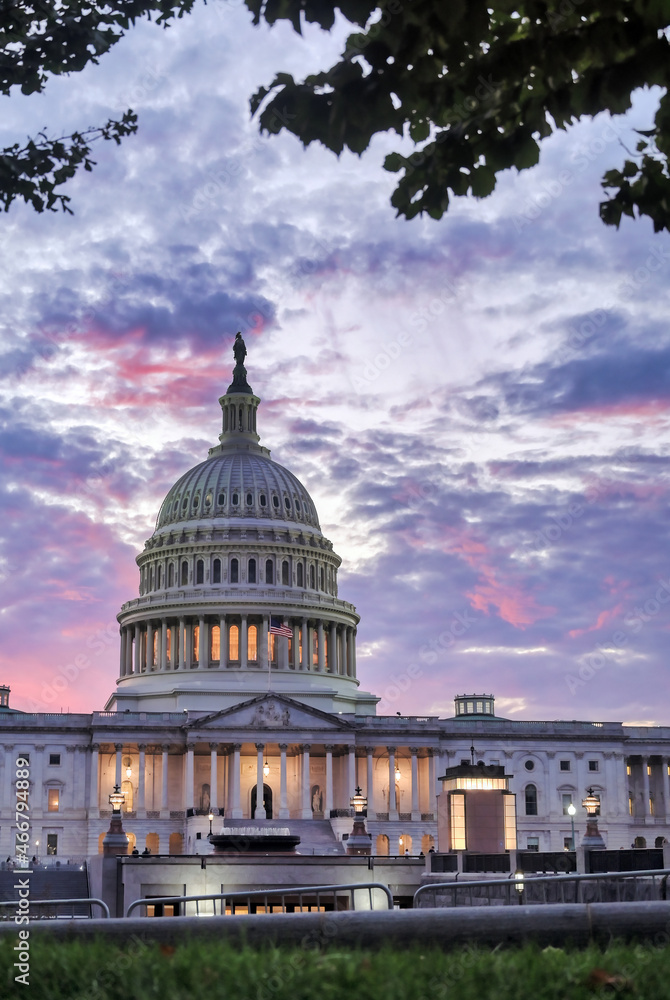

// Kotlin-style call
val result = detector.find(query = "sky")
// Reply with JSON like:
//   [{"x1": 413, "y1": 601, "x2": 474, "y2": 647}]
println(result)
[{"x1": 1, "y1": 3, "x2": 670, "y2": 724}]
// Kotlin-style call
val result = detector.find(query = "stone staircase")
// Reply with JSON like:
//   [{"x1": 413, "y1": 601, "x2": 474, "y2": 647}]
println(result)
[
  {"x1": 0, "y1": 865, "x2": 90, "y2": 916},
  {"x1": 218, "y1": 819, "x2": 345, "y2": 855}
]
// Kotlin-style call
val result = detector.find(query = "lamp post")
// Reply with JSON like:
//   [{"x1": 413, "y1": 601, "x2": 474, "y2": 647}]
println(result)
[
  {"x1": 208, "y1": 812, "x2": 214, "y2": 836},
  {"x1": 513, "y1": 870, "x2": 525, "y2": 905},
  {"x1": 102, "y1": 784, "x2": 129, "y2": 857},
  {"x1": 567, "y1": 802, "x2": 576, "y2": 851},
  {"x1": 581, "y1": 787, "x2": 606, "y2": 849},
  {"x1": 346, "y1": 787, "x2": 372, "y2": 856}
]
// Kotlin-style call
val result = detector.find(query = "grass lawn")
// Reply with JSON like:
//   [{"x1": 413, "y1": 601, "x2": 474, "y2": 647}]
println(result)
[{"x1": 2, "y1": 936, "x2": 668, "y2": 998}]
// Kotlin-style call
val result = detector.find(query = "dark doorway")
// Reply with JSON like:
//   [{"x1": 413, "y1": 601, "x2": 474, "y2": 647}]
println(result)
[{"x1": 251, "y1": 783, "x2": 273, "y2": 819}]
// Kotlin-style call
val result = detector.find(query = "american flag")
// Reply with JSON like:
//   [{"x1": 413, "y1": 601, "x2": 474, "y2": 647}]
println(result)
[{"x1": 269, "y1": 617, "x2": 292, "y2": 638}]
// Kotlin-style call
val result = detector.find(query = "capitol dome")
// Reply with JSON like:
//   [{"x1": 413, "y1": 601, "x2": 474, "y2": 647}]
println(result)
[{"x1": 109, "y1": 334, "x2": 377, "y2": 716}]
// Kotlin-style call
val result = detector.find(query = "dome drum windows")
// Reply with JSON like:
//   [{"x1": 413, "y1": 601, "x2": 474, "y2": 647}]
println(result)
[
  {"x1": 196, "y1": 559, "x2": 204, "y2": 585},
  {"x1": 282, "y1": 560, "x2": 289, "y2": 586},
  {"x1": 180, "y1": 560, "x2": 188, "y2": 587},
  {"x1": 265, "y1": 559, "x2": 273, "y2": 585},
  {"x1": 310, "y1": 565, "x2": 315, "y2": 589},
  {"x1": 168, "y1": 563, "x2": 174, "y2": 588},
  {"x1": 272, "y1": 495, "x2": 280, "y2": 509},
  {"x1": 297, "y1": 563, "x2": 304, "y2": 588},
  {"x1": 217, "y1": 492, "x2": 225, "y2": 506},
  {"x1": 230, "y1": 558, "x2": 239, "y2": 584},
  {"x1": 248, "y1": 558, "x2": 257, "y2": 584},
  {"x1": 212, "y1": 558, "x2": 221, "y2": 584}
]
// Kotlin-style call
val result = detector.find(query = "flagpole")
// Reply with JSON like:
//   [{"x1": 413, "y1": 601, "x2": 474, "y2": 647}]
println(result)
[{"x1": 267, "y1": 622, "x2": 272, "y2": 691}]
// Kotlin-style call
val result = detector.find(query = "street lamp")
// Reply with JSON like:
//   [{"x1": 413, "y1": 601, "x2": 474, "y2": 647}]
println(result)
[
  {"x1": 103, "y1": 785, "x2": 129, "y2": 857},
  {"x1": 347, "y1": 787, "x2": 371, "y2": 856},
  {"x1": 109, "y1": 784, "x2": 125, "y2": 814},
  {"x1": 581, "y1": 787, "x2": 605, "y2": 849},
  {"x1": 513, "y1": 869, "x2": 525, "y2": 905},
  {"x1": 395, "y1": 766, "x2": 401, "y2": 782},
  {"x1": 208, "y1": 812, "x2": 214, "y2": 836},
  {"x1": 567, "y1": 802, "x2": 576, "y2": 850}
]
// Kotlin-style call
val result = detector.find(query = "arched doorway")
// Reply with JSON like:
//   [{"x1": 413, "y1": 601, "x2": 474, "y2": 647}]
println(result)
[
  {"x1": 146, "y1": 832, "x2": 160, "y2": 854},
  {"x1": 169, "y1": 832, "x2": 183, "y2": 855},
  {"x1": 376, "y1": 834, "x2": 389, "y2": 856},
  {"x1": 421, "y1": 834, "x2": 435, "y2": 855},
  {"x1": 251, "y1": 783, "x2": 273, "y2": 819},
  {"x1": 398, "y1": 833, "x2": 412, "y2": 856}
]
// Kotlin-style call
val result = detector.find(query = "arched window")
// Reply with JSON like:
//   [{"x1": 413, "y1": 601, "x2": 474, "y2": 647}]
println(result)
[
  {"x1": 310, "y1": 565, "x2": 315, "y2": 589},
  {"x1": 168, "y1": 562, "x2": 174, "y2": 588},
  {"x1": 272, "y1": 495, "x2": 279, "y2": 509},
  {"x1": 248, "y1": 624, "x2": 258, "y2": 662},
  {"x1": 212, "y1": 558, "x2": 221, "y2": 584},
  {"x1": 297, "y1": 563, "x2": 304, "y2": 588},
  {"x1": 282, "y1": 560, "x2": 289, "y2": 586},
  {"x1": 204, "y1": 491, "x2": 212, "y2": 509},
  {"x1": 148, "y1": 567, "x2": 153, "y2": 591},
  {"x1": 266, "y1": 559, "x2": 273, "y2": 584},
  {"x1": 230, "y1": 558, "x2": 239, "y2": 584},
  {"x1": 181, "y1": 560, "x2": 188, "y2": 586},
  {"x1": 320, "y1": 567, "x2": 324, "y2": 590},
  {"x1": 376, "y1": 834, "x2": 389, "y2": 857},
  {"x1": 246, "y1": 492, "x2": 253, "y2": 506},
  {"x1": 284, "y1": 496, "x2": 290, "y2": 510},
  {"x1": 217, "y1": 492, "x2": 225, "y2": 506},
  {"x1": 260, "y1": 494, "x2": 267, "y2": 507},
  {"x1": 210, "y1": 625, "x2": 220, "y2": 662},
  {"x1": 196, "y1": 559, "x2": 204, "y2": 585},
  {"x1": 232, "y1": 492, "x2": 239, "y2": 506},
  {"x1": 248, "y1": 558, "x2": 256, "y2": 584},
  {"x1": 229, "y1": 624, "x2": 239, "y2": 660},
  {"x1": 525, "y1": 784, "x2": 538, "y2": 816},
  {"x1": 156, "y1": 565, "x2": 162, "y2": 590}
]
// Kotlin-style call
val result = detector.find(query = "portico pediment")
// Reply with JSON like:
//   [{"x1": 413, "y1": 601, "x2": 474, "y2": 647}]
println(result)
[{"x1": 188, "y1": 693, "x2": 354, "y2": 732}]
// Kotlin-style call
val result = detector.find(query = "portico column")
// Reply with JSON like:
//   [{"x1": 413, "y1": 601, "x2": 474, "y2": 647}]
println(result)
[
  {"x1": 209, "y1": 743, "x2": 218, "y2": 814},
  {"x1": 328, "y1": 623, "x2": 337, "y2": 674},
  {"x1": 664, "y1": 756, "x2": 670, "y2": 821},
  {"x1": 410, "y1": 747, "x2": 420, "y2": 820},
  {"x1": 134, "y1": 625, "x2": 141, "y2": 674},
  {"x1": 137, "y1": 744, "x2": 146, "y2": 818},
  {"x1": 347, "y1": 747, "x2": 356, "y2": 796},
  {"x1": 255, "y1": 743, "x2": 266, "y2": 818},
  {"x1": 89, "y1": 744, "x2": 100, "y2": 817},
  {"x1": 199, "y1": 617, "x2": 207, "y2": 668},
  {"x1": 160, "y1": 620, "x2": 168, "y2": 671},
  {"x1": 301, "y1": 619, "x2": 308, "y2": 670},
  {"x1": 160, "y1": 745, "x2": 170, "y2": 818},
  {"x1": 178, "y1": 618, "x2": 185, "y2": 670},
  {"x1": 279, "y1": 744, "x2": 289, "y2": 818},
  {"x1": 232, "y1": 743, "x2": 242, "y2": 818},
  {"x1": 115, "y1": 744, "x2": 123, "y2": 788},
  {"x1": 317, "y1": 622, "x2": 325, "y2": 672},
  {"x1": 366, "y1": 747, "x2": 374, "y2": 814},
  {"x1": 185, "y1": 744, "x2": 195, "y2": 812},
  {"x1": 388, "y1": 746, "x2": 398, "y2": 820},
  {"x1": 146, "y1": 622, "x2": 154, "y2": 671},
  {"x1": 301, "y1": 744, "x2": 311, "y2": 818},
  {"x1": 641, "y1": 756, "x2": 651, "y2": 821},
  {"x1": 428, "y1": 749, "x2": 437, "y2": 804},
  {"x1": 325, "y1": 745, "x2": 334, "y2": 817},
  {"x1": 219, "y1": 615, "x2": 227, "y2": 667},
  {"x1": 240, "y1": 616, "x2": 248, "y2": 669},
  {"x1": 292, "y1": 623, "x2": 300, "y2": 669},
  {"x1": 260, "y1": 616, "x2": 269, "y2": 671},
  {"x1": 616, "y1": 754, "x2": 629, "y2": 816}
]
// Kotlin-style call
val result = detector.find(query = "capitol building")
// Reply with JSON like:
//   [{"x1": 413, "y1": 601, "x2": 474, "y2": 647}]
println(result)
[{"x1": 2, "y1": 337, "x2": 670, "y2": 863}]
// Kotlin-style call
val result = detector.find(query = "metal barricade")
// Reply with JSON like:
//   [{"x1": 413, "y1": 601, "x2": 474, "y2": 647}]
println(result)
[
  {"x1": 0, "y1": 897, "x2": 110, "y2": 919},
  {"x1": 127, "y1": 881, "x2": 394, "y2": 917},
  {"x1": 413, "y1": 868, "x2": 670, "y2": 908}
]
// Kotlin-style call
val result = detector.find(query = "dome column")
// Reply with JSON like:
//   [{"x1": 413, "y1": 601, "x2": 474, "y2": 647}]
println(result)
[
  {"x1": 160, "y1": 620, "x2": 168, "y2": 671},
  {"x1": 119, "y1": 629, "x2": 126, "y2": 677},
  {"x1": 178, "y1": 618, "x2": 185, "y2": 670},
  {"x1": 240, "y1": 616, "x2": 248, "y2": 669},
  {"x1": 185, "y1": 621, "x2": 193, "y2": 670},
  {"x1": 259, "y1": 616, "x2": 269, "y2": 672},
  {"x1": 291, "y1": 622, "x2": 300, "y2": 669},
  {"x1": 328, "y1": 623, "x2": 337, "y2": 675},
  {"x1": 134, "y1": 625, "x2": 141, "y2": 674},
  {"x1": 219, "y1": 614, "x2": 227, "y2": 667},
  {"x1": 351, "y1": 628, "x2": 357, "y2": 678},
  {"x1": 124, "y1": 629, "x2": 133, "y2": 675},
  {"x1": 199, "y1": 616, "x2": 207, "y2": 668},
  {"x1": 146, "y1": 621, "x2": 154, "y2": 671},
  {"x1": 301, "y1": 619, "x2": 308, "y2": 671},
  {"x1": 317, "y1": 622, "x2": 325, "y2": 672},
  {"x1": 347, "y1": 627, "x2": 355, "y2": 677}
]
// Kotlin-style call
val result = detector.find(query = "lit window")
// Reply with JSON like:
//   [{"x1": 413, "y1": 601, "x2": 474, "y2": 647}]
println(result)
[
  {"x1": 196, "y1": 560, "x2": 204, "y2": 585},
  {"x1": 627, "y1": 763, "x2": 631, "y2": 776},
  {"x1": 229, "y1": 625, "x2": 239, "y2": 660},
  {"x1": 269, "y1": 633, "x2": 276, "y2": 662},
  {"x1": 46, "y1": 834, "x2": 58, "y2": 856},
  {"x1": 230, "y1": 558, "x2": 239, "y2": 583},
  {"x1": 210, "y1": 625, "x2": 220, "y2": 662},
  {"x1": 248, "y1": 624, "x2": 258, "y2": 662},
  {"x1": 450, "y1": 793, "x2": 466, "y2": 850},
  {"x1": 466, "y1": 701, "x2": 474, "y2": 714},
  {"x1": 49, "y1": 754, "x2": 60, "y2": 766},
  {"x1": 166, "y1": 628, "x2": 172, "y2": 665},
  {"x1": 628, "y1": 794, "x2": 633, "y2": 815},
  {"x1": 204, "y1": 492, "x2": 212, "y2": 508},
  {"x1": 588, "y1": 760, "x2": 599, "y2": 772},
  {"x1": 560, "y1": 760, "x2": 571, "y2": 771},
  {"x1": 266, "y1": 559, "x2": 273, "y2": 584},
  {"x1": 282, "y1": 561, "x2": 289, "y2": 586},
  {"x1": 312, "y1": 631, "x2": 318, "y2": 666},
  {"x1": 647, "y1": 764, "x2": 652, "y2": 776},
  {"x1": 476, "y1": 700, "x2": 483, "y2": 713},
  {"x1": 212, "y1": 558, "x2": 221, "y2": 584},
  {"x1": 47, "y1": 789, "x2": 59, "y2": 812},
  {"x1": 248, "y1": 558, "x2": 256, "y2": 584}
]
